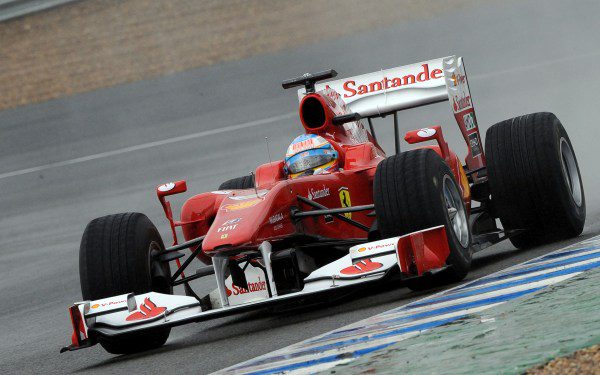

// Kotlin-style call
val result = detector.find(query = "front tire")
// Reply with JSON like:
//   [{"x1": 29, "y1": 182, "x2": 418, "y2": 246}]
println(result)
[
  {"x1": 79, "y1": 212, "x2": 172, "y2": 354},
  {"x1": 485, "y1": 112, "x2": 585, "y2": 248},
  {"x1": 374, "y1": 149, "x2": 472, "y2": 290}
]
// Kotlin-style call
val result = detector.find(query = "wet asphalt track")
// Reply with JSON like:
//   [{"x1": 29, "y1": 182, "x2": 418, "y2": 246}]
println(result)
[{"x1": 1, "y1": 0, "x2": 600, "y2": 373}]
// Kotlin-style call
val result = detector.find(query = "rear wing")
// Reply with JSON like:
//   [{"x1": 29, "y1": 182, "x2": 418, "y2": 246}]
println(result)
[{"x1": 297, "y1": 56, "x2": 485, "y2": 174}]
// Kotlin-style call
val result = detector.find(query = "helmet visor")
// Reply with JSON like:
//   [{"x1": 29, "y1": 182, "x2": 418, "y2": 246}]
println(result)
[{"x1": 287, "y1": 154, "x2": 335, "y2": 174}]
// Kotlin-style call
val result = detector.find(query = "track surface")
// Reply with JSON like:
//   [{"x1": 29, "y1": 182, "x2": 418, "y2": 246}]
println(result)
[{"x1": 1, "y1": 0, "x2": 600, "y2": 373}]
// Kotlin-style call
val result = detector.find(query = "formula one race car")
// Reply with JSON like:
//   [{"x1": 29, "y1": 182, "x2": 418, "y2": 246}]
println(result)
[{"x1": 62, "y1": 56, "x2": 585, "y2": 354}]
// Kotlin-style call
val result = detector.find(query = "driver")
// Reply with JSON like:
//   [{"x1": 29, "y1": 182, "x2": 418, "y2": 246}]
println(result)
[{"x1": 284, "y1": 134, "x2": 339, "y2": 179}]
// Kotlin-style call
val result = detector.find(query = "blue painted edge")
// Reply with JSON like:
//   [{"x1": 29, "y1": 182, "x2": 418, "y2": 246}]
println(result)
[{"x1": 219, "y1": 237, "x2": 600, "y2": 374}]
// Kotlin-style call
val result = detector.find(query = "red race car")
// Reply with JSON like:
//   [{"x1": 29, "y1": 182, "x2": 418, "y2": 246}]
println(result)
[{"x1": 62, "y1": 56, "x2": 585, "y2": 354}]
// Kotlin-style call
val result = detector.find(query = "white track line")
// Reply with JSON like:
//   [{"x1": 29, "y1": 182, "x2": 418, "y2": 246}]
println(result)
[
  {"x1": 4, "y1": 50, "x2": 600, "y2": 181},
  {"x1": 4, "y1": 52, "x2": 600, "y2": 181},
  {"x1": 0, "y1": 112, "x2": 295, "y2": 180}
]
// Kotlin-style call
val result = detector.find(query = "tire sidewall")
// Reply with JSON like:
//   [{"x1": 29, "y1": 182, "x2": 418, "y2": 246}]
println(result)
[
  {"x1": 136, "y1": 217, "x2": 172, "y2": 295},
  {"x1": 79, "y1": 213, "x2": 172, "y2": 354},
  {"x1": 431, "y1": 162, "x2": 472, "y2": 274},
  {"x1": 554, "y1": 121, "x2": 586, "y2": 234}
]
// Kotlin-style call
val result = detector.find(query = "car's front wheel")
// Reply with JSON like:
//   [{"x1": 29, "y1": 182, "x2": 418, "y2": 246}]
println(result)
[
  {"x1": 374, "y1": 148, "x2": 472, "y2": 290},
  {"x1": 79, "y1": 212, "x2": 172, "y2": 354}
]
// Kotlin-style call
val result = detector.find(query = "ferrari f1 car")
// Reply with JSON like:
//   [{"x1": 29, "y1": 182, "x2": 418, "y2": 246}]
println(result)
[{"x1": 62, "y1": 56, "x2": 585, "y2": 354}]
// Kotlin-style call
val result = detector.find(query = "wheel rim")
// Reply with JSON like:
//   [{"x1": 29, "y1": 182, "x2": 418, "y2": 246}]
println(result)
[
  {"x1": 560, "y1": 138, "x2": 583, "y2": 207},
  {"x1": 442, "y1": 175, "x2": 469, "y2": 247}
]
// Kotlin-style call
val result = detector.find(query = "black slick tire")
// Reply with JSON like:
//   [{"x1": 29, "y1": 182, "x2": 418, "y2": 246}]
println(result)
[
  {"x1": 79, "y1": 212, "x2": 172, "y2": 354},
  {"x1": 485, "y1": 112, "x2": 585, "y2": 248},
  {"x1": 374, "y1": 149, "x2": 472, "y2": 290}
]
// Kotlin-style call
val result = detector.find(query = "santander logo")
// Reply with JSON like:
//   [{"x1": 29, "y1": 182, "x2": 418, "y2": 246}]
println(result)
[
  {"x1": 307, "y1": 186, "x2": 330, "y2": 200},
  {"x1": 343, "y1": 64, "x2": 443, "y2": 98},
  {"x1": 340, "y1": 259, "x2": 383, "y2": 275},
  {"x1": 453, "y1": 95, "x2": 472, "y2": 112},
  {"x1": 126, "y1": 298, "x2": 166, "y2": 321},
  {"x1": 226, "y1": 280, "x2": 267, "y2": 296}
]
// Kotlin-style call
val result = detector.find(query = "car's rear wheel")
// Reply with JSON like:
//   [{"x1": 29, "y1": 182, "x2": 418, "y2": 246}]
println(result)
[
  {"x1": 485, "y1": 112, "x2": 585, "y2": 248},
  {"x1": 79, "y1": 212, "x2": 172, "y2": 354},
  {"x1": 374, "y1": 149, "x2": 472, "y2": 290},
  {"x1": 218, "y1": 175, "x2": 254, "y2": 190}
]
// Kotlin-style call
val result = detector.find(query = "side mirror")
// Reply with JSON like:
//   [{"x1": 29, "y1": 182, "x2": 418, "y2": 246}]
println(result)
[
  {"x1": 156, "y1": 180, "x2": 188, "y2": 244},
  {"x1": 156, "y1": 180, "x2": 187, "y2": 198},
  {"x1": 404, "y1": 126, "x2": 450, "y2": 162}
]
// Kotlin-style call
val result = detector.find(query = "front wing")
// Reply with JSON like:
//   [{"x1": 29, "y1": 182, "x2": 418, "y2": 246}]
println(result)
[{"x1": 62, "y1": 225, "x2": 449, "y2": 352}]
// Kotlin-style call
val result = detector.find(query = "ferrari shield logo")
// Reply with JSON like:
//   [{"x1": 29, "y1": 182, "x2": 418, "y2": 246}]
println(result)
[{"x1": 338, "y1": 187, "x2": 352, "y2": 219}]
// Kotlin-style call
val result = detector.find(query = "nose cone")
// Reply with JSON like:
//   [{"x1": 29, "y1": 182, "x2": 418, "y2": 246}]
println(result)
[{"x1": 202, "y1": 193, "x2": 267, "y2": 254}]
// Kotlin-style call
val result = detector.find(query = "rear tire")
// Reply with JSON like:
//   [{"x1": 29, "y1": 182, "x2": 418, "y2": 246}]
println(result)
[
  {"x1": 79, "y1": 213, "x2": 172, "y2": 354},
  {"x1": 218, "y1": 175, "x2": 254, "y2": 190},
  {"x1": 485, "y1": 112, "x2": 585, "y2": 248},
  {"x1": 374, "y1": 149, "x2": 472, "y2": 290}
]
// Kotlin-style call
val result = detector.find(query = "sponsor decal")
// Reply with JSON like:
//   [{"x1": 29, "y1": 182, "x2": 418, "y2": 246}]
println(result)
[
  {"x1": 343, "y1": 122, "x2": 369, "y2": 144},
  {"x1": 340, "y1": 258, "x2": 383, "y2": 275},
  {"x1": 417, "y1": 128, "x2": 436, "y2": 138},
  {"x1": 217, "y1": 225, "x2": 237, "y2": 232},
  {"x1": 323, "y1": 85, "x2": 343, "y2": 106},
  {"x1": 91, "y1": 300, "x2": 126, "y2": 309},
  {"x1": 351, "y1": 241, "x2": 397, "y2": 258},
  {"x1": 463, "y1": 112, "x2": 476, "y2": 131},
  {"x1": 273, "y1": 223, "x2": 284, "y2": 231},
  {"x1": 445, "y1": 59, "x2": 474, "y2": 115},
  {"x1": 222, "y1": 218, "x2": 241, "y2": 226},
  {"x1": 364, "y1": 242, "x2": 396, "y2": 251},
  {"x1": 218, "y1": 219, "x2": 241, "y2": 232},
  {"x1": 157, "y1": 182, "x2": 175, "y2": 192},
  {"x1": 224, "y1": 264, "x2": 270, "y2": 306},
  {"x1": 307, "y1": 185, "x2": 330, "y2": 200},
  {"x1": 468, "y1": 132, "x2": 482, "y2": 157},
  {"x1": 338, "y1": 187, "x2": 352, "y2": 219},
  {"x1": 269, "y1": 213, "x2": 284, "y2": 224},
  {"x1": 125, "y1": 298, "x2": 166, "y2": 321},
  {"x1": 451, "y1": 72, "x2": 466, "y2": 87},
  {"x1": 453, "y1": 94, "x2": 472, "y2": 112},
  {"x1": 210, "y1": 190, "x2": 232, "y2": 195},
  {"x1": 342, "y1": 64, "x2": 443, "y2": 98},
  {"x1": 228, "y1": 190, "x2": 268, "y2": 201},
  {"x1": 225, "y1": 279, "x2": 268, "y2": 297},
  {"x1": 222, "y1": 199, "x2": 261, "y2": 211},
  {"x1": 220, "y1": 234, "x2": 228, "y2": 239},
  {"x1": 294, "y1": 139, "x2": 313, "y2": 152},
  {"x1": 286, "y1": 136, "x2": 328, "y2": 157}
]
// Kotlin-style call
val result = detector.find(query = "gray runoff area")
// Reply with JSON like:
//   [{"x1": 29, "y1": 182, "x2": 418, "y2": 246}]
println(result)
[{"x1": 1, "y1": 0, "x2": 600, "y2": 373}]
